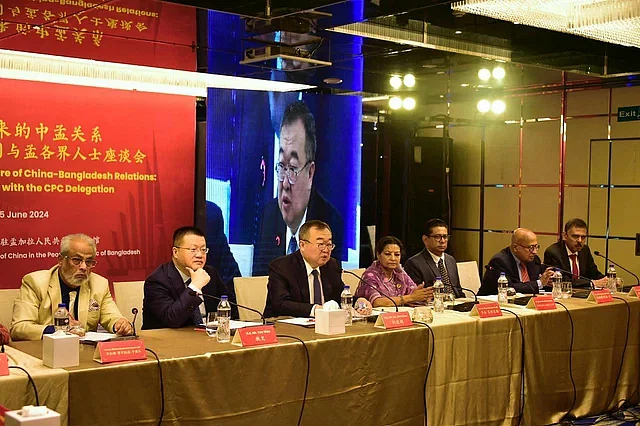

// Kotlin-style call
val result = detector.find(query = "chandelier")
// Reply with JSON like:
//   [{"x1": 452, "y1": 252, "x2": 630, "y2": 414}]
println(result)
[{"x1": 452, "y1": 0, "x2": 640, "y2": 48}]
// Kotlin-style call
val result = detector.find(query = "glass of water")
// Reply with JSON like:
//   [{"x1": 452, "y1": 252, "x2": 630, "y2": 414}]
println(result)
[
  {"x1": 413, "y1": 306, "x2": 433, "y2": 324},
  {"x1": 561, "y1": 281, "x2": 572, "y2": 299},
  {"x1": 205, "y1": 312, "x2": 217, "y2": 337},
  {"x1": 615, "y1": 277, "x2": 624, "y2": 293}
]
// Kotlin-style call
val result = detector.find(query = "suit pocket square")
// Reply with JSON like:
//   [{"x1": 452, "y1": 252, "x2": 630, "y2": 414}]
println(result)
[{"x1": 88, "y1": 299, "x2": 100, "y2": 312}]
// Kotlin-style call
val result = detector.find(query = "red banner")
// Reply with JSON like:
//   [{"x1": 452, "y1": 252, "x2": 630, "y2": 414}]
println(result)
[
  {"x1": 0, "y1": 79, "x2": 194, "y2": 288},
  {"x1": 0, "y1": 0, "x2": 196, "y2": 70}
]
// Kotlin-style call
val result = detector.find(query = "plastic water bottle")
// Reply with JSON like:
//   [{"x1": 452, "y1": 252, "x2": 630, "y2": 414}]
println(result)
[
  {"x1": 552, "y1": 269, "x2": 563, "y2": 300},
  {"x1": 497, "y1": 272, "x2": 509, "y2": 305},
  {"x1": 341, "y1": 285, "x2": 353, "y2": 326},
  {"x1": 433, "y1": 277, "x2": 445, "y2": 313},
  {"x1": 216, "y1": 295, "x2": 231, "y2": 343},
  {"x1": 607, "y1": 264, "x2": 617, "y2": 293},
  {"x1": 54, "y1": 303, "x2": 70, "y2": 332}
]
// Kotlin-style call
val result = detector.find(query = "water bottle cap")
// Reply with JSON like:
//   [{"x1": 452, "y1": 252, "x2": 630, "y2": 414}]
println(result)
[
  {"x1": 58, "y1": 303, "x2": 66, "y2": 308},
  {"x1": 500, "y1": 272, "x2": 506, "y2": 275},
  {"x1": 343, "y1": 285, "x2": 350, "y2": 290},
  {"x1": 436, "y1": 276, "x2": 442, "y2": 280},
  {"x1": 221, "y1": 295, "x2": 228, "y2": 300}
]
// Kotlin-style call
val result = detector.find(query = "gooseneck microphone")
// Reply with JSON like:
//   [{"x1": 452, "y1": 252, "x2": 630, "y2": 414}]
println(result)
[
  {"x1": 485, "y1": 264, "x2": 539, "y2": 294},
  {"x1": 341, "y1": 269, "x2": 399, "y2": 312},
  {"x1": 131, "y1": 308, "x2": 139, "y2": 338},
  {"x1": 459, "y1": 287, "x2": 478, "y2": 304},
  {"x1": 200, "y1": 293, "x2": 267, "y2": 325},
  {"x1": 539, "y1": 262, "x2": 597, "y2": 286},
  {"x1": 594, "y1": 251, "x2": 640, "y2": 287}
]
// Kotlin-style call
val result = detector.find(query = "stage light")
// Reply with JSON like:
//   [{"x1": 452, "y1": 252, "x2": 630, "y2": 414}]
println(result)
[
  {"x1": 492, "y1": 67, "x2": 506, "y2": 79},
  {"x1": 477, "y1": 99, "x2": 491, "y2": 113},
  {"x1": 478, "y1": 68, "x2": 491, "y2": 81},
  {"x1": 403, "y1": 97, "x2": 416, "y2": 110},
  {"x1": 491, "y1": 100, "x2": 506, "y2": 114},
  {"x1": 403, "y1": 74, "x2": 416, "y2": 87},
  {"x1": 390, "y1": 75, "x2": 402, "y2": 89},
  {"x1": 389, "y1": 96, "x2": 402, "y2": 110}
]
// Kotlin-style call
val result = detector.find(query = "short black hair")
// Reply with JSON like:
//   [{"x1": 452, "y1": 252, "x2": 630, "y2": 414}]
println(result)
[
  {"x1": 281, "y1": 101, "x2": 316, "y2": 163},
  {"x1": 422, "y1": 218, "x2": 448, "y2": 237},
  {"x1": 564, "y1": 218, "x2": 588, "y2": 233},
  {"x1": 299, "y1": 220, "x2": 331, "y2": 241},
  {"x1": 172, "y1": 226, "x2": 205, "y2": 247},
  {"x1": 375, "y1": 236, "x2": 404, "y2": 256}
]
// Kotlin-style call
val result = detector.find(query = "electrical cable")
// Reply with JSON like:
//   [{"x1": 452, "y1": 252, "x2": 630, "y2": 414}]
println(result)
[
  {"x1": 277, "y1": 335, "x2": 310, "y2": 426},
  {"x1": 500, "y1": 308, "x2": 525, "y2": 426},
  {"x1": 412, "y1": 321, "x2": 435, "y2": 425},
  {"x1": 8, "y1": 366, "x2": 40, "y2": 406},
  {"x1": 144, "y1": 348, "x2": 164, "y2": 426},
  {"x1": 555, "y1": 302, "x2": 577, "y2": 421}
]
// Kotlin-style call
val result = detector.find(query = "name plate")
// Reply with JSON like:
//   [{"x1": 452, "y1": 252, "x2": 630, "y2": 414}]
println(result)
[
  {"x1": 374, "y1": 312, "x2": 413, "y2": 329},
  {"x1": 629, "y1": 286, "x2": 640, "y2": 298},
  {"x1": 0, "y1": 353, "x2": 8, "y2": 376},
  {"x1": 93, "y1": 339, "x2": 146, "y2": 364},
  {"x1": 232, "y1": 325, "x2": 277, "y2": 347},
  {"x1": 526, "y1": 295, "x2": 557, "y2": 311},
  {"x1": 588, "y1": 289, "x2": 613, "y2": 304},
  {"x1": 469, "y1": 302, "x2": 503, "y2": 318}
]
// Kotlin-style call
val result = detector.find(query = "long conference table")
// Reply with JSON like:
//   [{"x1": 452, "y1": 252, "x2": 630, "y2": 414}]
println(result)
[{"x1": 4, "y1": 294, "x2": 639, "y2": 426}]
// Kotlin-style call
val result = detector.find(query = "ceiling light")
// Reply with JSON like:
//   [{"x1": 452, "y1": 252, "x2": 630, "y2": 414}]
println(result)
[
  {"x1": 389, "y1": 97, "x2": 402, "y2": 110},
  {"x1": 439, "y1": 94, "x2": 445, "y2": 98},
  {"x1": 323, "y1": 77, "x2": 343, "y2": 85},
  {"x1": 460, "y1": 83, "x2": 470, "y2": 87},
  {"x1": 390, "y1": 75, "x2": 402, "y2": 89},
  {"x1": 492, "y1": 67, "x2": 506, "y2": 79},
  {"x1": 403, "y1": 97, "x2": 416, "y2": 110},
  {"x1": 362, "y1": 95, "x2": 390, "y2": 102},
  {"x1": 477, "y1": 99, "x2": 491, "y2": 113},
  {"x1": 478, "y1": 68, "x2": 491, "y2": 81},
  {"x1": 491, "y1": 100, "x2": 506, "y2": 114},
  {"x1": 455, "y1": 30, "x2": 462, "y2": 34},
  {"x1": 403, "y1": 74, "x2": 416, "y2": 87}
]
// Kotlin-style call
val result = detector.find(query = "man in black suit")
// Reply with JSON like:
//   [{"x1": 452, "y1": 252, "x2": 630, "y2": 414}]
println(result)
[
  {"x1": 479, "y1": 228, "x2": 555, "y2": 295},
  {"x1": 543, "y1": 218, "x2": 607, "y2": 288},
  {"x1": 253, "y1": 101, "x2": 345, "y2": 277},
  {"x1": 263, "y1": 220, "x2": 345, "y2": 318},
  {"x1": 143, "y1": 226, "x2": 237, "y2": 329},
  {"x1": 205, "y1": 201, "x2": 241, "y2": 290},
  {"x1": 404, "y1": 218, "x2": 464, "y2": 298}
]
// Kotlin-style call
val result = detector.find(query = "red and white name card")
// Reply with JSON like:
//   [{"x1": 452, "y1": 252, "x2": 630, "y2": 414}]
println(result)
[
  {"x1": 93, "y1": 339, "x2": 147, "y2": 364},
  {"x1": 628, "y1": 286, "x2": 640, "y2": 298},
  {"x1": 588, "y1": 289, "x2": 614, "y2": 304},
  {"x1": 469, "y1": 302, "x2": 503, "y2": 318},
  {"x1": 374, "y1": 311, "x2": 413, "y2": 329},
  {"x1": 232, "y1": 325, "x2": 278, "y2": 347},
  {"x1": 526, "y1": 295, "x2": 557, "y2": 311},
  {"x1": 0, "y1": 353, "x2": 8, "y2": 376}
]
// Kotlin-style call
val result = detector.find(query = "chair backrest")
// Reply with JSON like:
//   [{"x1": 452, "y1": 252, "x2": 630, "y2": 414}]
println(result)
[
  {"x1": 456, "y1": 261, "x2": 482, "y2": 296},
  {"x1": 112, "y1": 281, "x2": 144, "y2": 332},
  {"x1": 343, "y1": 268, "x2": 366, "y2": 295},
  {"x1": 0, "y1": 289, "x2": 19, "y2": 328},
  {"x1": 233, "y1": 276, "x2": 269, "y2": 321}
]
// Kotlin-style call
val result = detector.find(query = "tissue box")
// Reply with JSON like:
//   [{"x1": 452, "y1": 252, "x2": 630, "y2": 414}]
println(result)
[
  {"x1": 5, "y1": 407, "x2": 60, "y2": 426},
  {"x1": 314, "y1": 308, "x2": 346, "y2": 335},
  {"x1": 43, "y1": 333, "x2": 79, "y2": 368}
]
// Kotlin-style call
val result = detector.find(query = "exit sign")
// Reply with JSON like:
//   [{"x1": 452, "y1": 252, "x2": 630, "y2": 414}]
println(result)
[{"x1": 618, "y1": 106, "x2": 640, "y2": 122}]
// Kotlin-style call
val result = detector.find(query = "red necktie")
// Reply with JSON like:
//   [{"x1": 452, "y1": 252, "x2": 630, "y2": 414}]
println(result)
[
  {"x1": 569, "y1": 254, "x2": 579, "y2": 279},
  {"x1": 519, "y1": 262, "x2": 530, "y2": 282}
]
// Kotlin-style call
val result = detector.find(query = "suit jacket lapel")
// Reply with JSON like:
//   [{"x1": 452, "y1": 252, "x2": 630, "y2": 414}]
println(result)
[
  {"x1": 77, "y1": 282, "x2": 90, "y2": 325},
  {"x1": 423, "y1": 250, "x2": 440, "y2": 280},
  {"x1": 295, "y1": 252, "x2": 311, "y2": 303},
  {"x1": 444, "y1": 254, "x2": 458, "y2": 286},
  {"x1": 48, "y1": 267, "x2": 63, "y2": 319},
  {"x1": 559, "y1": 242, "x2": 572, "y2": 273},
  {"x1": 168, "y1": 263, "x2": 186, "y2": 296}
]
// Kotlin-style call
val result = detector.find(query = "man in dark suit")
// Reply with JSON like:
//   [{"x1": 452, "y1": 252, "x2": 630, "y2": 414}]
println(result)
[
  {"x1": 143, "y1": 226, "x2": 237, "y2": 330},
  {"x1": 263, "y1": 220, "x2": 344, "y2": 318},
  {"x1": 479, "y1": 228, "x2": 555, "y2": 295},
  {"x1": 544, "y1": 218, "x2": 607, "y2": 288},
  {"x1": 253, "y1": 101, "x2": 345, "y2": 277},
  {"x1": 205, "y1": 201, "x2": 241, "y2": 290},
  {"x1": 404, "y1": 218, "x2": 464, "y2": 298}
]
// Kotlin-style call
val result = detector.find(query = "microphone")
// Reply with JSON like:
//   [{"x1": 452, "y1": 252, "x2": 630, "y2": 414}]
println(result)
[
  {"x1": 131, "y1": 308, "x2": 139, "y2": 338},
  {"x1": 485, "y1": 264, "x2": 539, "y2": 294},
  {"x1": 341, "y1": 269, "x2": 398, "y2": 312},
  {"x1": 0, "y1": 324, "x2": 10, "y2": 353},
  {"x1": 594, "y1": 251, "x2": 640, "y2": 287},
  {"x1": 200, "y1": 293, "x2": 267, "y2": 325},
  {"x1": 539, "y1": 262, "x2": 597, "y2": 286}
]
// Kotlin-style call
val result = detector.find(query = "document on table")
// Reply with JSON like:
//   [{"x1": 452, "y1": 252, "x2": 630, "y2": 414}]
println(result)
[
  {"x1": 277, "y1": 318, "x2": 316, "y2": 328},
  {"x1": 81, "y1": 331, "x2": 118, "y2": 342}
]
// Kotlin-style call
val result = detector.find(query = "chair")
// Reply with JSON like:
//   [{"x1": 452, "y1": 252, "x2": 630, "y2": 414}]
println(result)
[
  {"x1": 233, "y1": 276, "x2": 268, "y2": 321},
  {"x1": 112, "y1": 281, "x2": 144, "y2": 332},
  {"x1": 343, "y1": 268, "x2": 366, "y2": 295},
  {"x1": 456, "y1": 261, "x2": 482, "y2": 297},
  {"x1": 0, "y1": 289, "x2": 19, "y2": 328}
]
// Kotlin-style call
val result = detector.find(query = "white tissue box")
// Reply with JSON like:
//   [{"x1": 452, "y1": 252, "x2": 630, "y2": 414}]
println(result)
[
  {"x1": 314, "y1": 308, "x2": 346, "y2": 335},
  {"x1": 5, "y1": 406, "x2": 60, "y2": 426},
  {"x1": 42, "y1": 333, "x2": 79, "y2": 368}
]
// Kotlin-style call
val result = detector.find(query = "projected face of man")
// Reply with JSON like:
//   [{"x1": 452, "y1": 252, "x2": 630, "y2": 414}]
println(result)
[{"x1": 278, "y1": 118, "x2": 315, "y2": 234}]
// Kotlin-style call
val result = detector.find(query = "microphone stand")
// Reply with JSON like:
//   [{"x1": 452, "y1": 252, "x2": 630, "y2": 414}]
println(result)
[
  {"x1": 200, "y1": 293, "x2": 268, "y2": 325},
  {"x1": 342, "y1": 269, "x2": 398, "y2": 312},
  {"x1": 450, "y1": 287, "x2": 479, "y2": 312},
  {"x1": 594, "y1": 251, "x2": 640, "y2": 288}
]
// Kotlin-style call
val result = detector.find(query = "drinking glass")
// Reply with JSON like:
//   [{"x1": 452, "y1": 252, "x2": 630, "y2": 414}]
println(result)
[
  {"x1": 413, "y1": 306, "x2": 433, "y2": 324},
  {"x1": 561, "y1": 281, "x2": 572, "y2": 299},
  {"x1": 205, "y1": 312, "x2": 217, "y2": 337},
  {"x1": 615, "y1": 277, "x2": 624, "y2": 293}
]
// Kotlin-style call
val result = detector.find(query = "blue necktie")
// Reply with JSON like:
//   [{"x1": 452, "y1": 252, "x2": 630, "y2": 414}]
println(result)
[
  {"x1": 311, "y1": 270, "x2": 322, "y2": 305},
  {"x1": 185, "y1": 279, "x2": 203, "y2": 326},
  {"x1": 287, "y1": 236, "x2": 298, "y2": 254}
]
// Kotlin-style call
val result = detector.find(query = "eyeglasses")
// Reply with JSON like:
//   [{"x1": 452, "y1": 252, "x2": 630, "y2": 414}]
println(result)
[
  {"x1": 275, "y1": 161, "x2": 312, "y2": 185},
  {"x1": 175, "y1": 247, "x2": 209, "y2": 255},
  {"x1": 516, "y1": 243, "x2": 540, "y2": 252},
  {"x1": 428, "y1": 234, "x2": 450, "y2": 242},
  {"x1": 300, "y1": 239, "x2": 335, "y2": 252},
  {"x1": 64, "y1": 255, "x2": 97, "y2": 268}
]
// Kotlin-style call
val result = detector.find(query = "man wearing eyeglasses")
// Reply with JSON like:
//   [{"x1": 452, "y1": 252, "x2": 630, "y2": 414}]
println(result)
[
  {"x1": 11, "y1": 233, "x2": 132, "y2": 341},
  {"x1": 253, "y1": 101, "x2": 345, "y2": 276},
  {"x1": 142, "y1": 226, "x2": 237, "y2": 329},
  {"x1": 479, "y1": 228, "x2": 555, "y2": 295},
  {"x1": 404, "y1": 219, "x2": 465, "y2": 299}
]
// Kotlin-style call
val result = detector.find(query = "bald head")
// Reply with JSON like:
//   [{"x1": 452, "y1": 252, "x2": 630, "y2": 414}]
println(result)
[{"x1": 510, "y1": 228, "x2": 540, "y2": 263}]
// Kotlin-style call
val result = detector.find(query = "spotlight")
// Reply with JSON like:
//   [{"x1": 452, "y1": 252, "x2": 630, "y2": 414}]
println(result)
[
  {"x1": 455, "y1": 30, "x2": 462, "y2": 35},
  {"x1": 478, "y1": 68, "x2": 491, "y2": 81},
  {"x1": 491, "y1": 100, "x2": 506, "y2": 114},
  {"x1": 390, "y1": 76, "x2": 402, "y2": 89},
  {"x1": 403, "y1": 74, "x2": 416, "y2": 87},
  {"x1": 403, "y1": 97, "x2": 416, "y2": 110},
  {"x1": 477, "y1": 99, "x2": 491, "y2": 113},
  {"x1": 492, "y1": 67, "x2": 506, "y2": 80},
  {"x1": 389, "y1": 97, "x2": 402, "y2": 110}
]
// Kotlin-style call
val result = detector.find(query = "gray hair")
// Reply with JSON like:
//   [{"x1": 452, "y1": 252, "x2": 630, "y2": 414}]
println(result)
[{"x1": 60, "y1": 234, "x2": 96, "y2": 256}]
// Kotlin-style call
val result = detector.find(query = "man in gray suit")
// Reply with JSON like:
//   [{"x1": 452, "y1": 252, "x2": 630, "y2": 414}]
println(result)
[{"x1": 404, "y1": 219, "x2": 464, "y2": 298}]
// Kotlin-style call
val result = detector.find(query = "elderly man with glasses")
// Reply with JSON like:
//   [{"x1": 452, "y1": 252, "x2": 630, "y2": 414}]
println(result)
[
  {"x1": 11, "y1": 233, "x2": 132, "y2": 341},
  {"x1": 142, "y1": 226, "x2": 238, "y2": 329},
  {"x1": 479, "y1": 228, "x2": 555, "y2": 295}
]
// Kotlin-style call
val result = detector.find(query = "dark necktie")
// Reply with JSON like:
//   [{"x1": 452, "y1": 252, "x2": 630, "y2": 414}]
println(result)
[
  {"x1": 287, "y1": 236, "x2": 298, "y2": 254},
  {"x1": 437, "y1": 258, "x2": 453, "y2": 292},
  {"x1": 569, "y1": 254, "x2": 579, "y2": 279},
  {"x1": 311, "y1": 270, "x2": 322, "y2": 305},
  {"x1": 185, "y1": 279, "x2": 203, "y2": 326}
]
